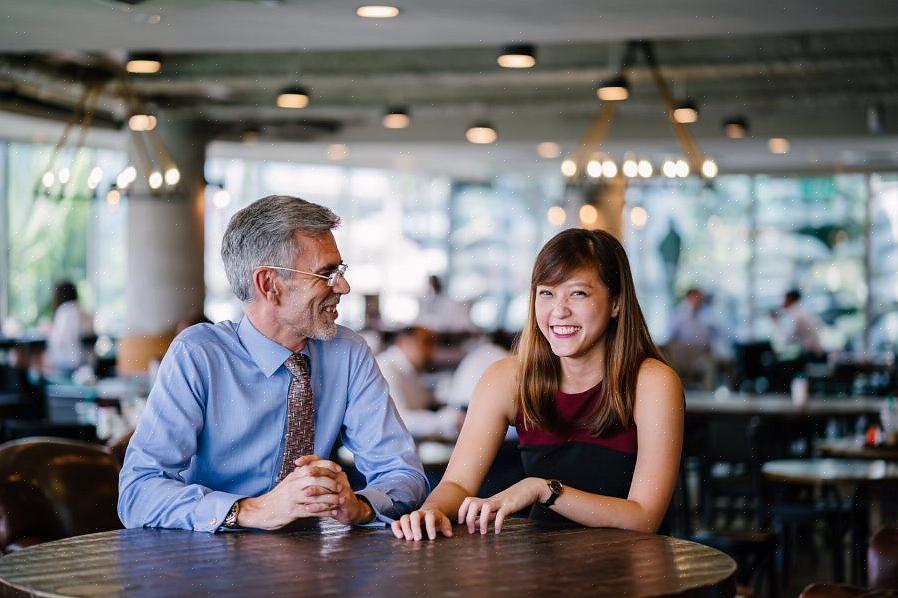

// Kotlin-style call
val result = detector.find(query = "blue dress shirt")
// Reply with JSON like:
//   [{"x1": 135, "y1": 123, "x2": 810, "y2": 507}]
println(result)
[{"x1": 118, "y1": 317, "x2": 427, "y2": 532}]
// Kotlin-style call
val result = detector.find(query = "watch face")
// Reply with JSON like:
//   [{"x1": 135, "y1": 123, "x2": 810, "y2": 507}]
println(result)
[{"x1": 549, "y1": 479, "x2": 563, "y2": 495}]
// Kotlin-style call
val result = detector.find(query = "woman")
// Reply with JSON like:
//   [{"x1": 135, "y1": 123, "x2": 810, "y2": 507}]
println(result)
[
  {"x1": 392, "y1": 228, "x2": 683, "y2": 540},
  {"x1": 45, "y1": 281, "x2": 93, "y2": 378}
]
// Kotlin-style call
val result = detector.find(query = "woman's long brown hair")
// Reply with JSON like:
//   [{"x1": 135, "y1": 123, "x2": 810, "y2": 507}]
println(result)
[{"x1": 516, "y1": 228, "x2": 666, "y2": 436}]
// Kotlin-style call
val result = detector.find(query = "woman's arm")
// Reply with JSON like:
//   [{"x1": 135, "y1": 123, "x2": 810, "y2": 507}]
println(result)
[
  {"x1": 538, "y1": 358, "x2": 684, "y2": 532},
  {"x1": 391, "y1": 357, "x2": 518, "y2": 540}
]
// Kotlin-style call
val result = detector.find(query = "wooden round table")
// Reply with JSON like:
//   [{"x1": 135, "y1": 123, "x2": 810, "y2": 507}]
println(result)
[
  {"x1": 0, "y1": 519, "x2": 737, "y2": 597},
  {"x1": 816, "y1": 437, "x2": 898, "y2": 461}
]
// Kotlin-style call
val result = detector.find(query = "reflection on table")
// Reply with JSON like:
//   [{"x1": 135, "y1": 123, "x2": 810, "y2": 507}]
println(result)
[{"x1": 0, "y1": 519, "x2": 737, "y2": 597}]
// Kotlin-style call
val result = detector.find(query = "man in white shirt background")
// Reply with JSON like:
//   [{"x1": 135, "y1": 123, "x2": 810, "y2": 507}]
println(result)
[{"x1": 376, "y1": 326, "x2": 463, "y2": 441}]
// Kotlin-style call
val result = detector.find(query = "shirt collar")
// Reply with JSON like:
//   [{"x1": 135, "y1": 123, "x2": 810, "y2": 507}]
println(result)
[{"x1": 237, "y1": 316, "x2": 308, "y2": 378}]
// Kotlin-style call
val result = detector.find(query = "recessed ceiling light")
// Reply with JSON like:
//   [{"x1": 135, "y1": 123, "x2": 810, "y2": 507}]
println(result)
[
  {"x1": 768, "y1": 138, "x2": 790, "y2": 154},
  {"x1": 276, "y1": 87, "x2": 309, "y2": 109},
  {"x1": 722, "y1": 116, "x2": 749, "y2": 139},
  {"x1": 126, "y1": 52, "x2": 162, "y2": 74},
  {"x1": 536, "y1": 142, "x2": 561, "y2": 159},
  {"x1": 356, "y1": 5, "x2": 400, "y2": 18},
  {"x1": 673, "y1": 100, "x2": 699, "y2": 124},
  {"x1": 497, "y1": 44, "x2": 536, "y2": 69},
  {"x1": 596, "y1": 76, "x2": 629, "y2": 101},
  {"x1": 382, "y1": 106, "x2": 410, "y2": 129},
  {"x1": 466, "y1": 122, "x2": 497, "y2": 144}
]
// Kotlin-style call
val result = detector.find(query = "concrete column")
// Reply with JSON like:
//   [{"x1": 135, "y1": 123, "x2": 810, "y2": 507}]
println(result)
[{"x1": 118, "y1": 117, "x2": 208, "y2": 374}]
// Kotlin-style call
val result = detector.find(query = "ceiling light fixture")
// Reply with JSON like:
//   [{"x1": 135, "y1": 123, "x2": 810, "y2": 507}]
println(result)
[
  {"x1": 768, "y1": 138, "x2": 790, "y2": 154},
  {"x1": 126, "y1": 52, "x2": 162, "y2": 74},
  {"x1": 673, "y1": 100, "x2": 699, "y2": 124},
  {"x1": 128, "y1": 113, "x2": 157, "y2": 132},
  {"x1": 465, "y1": 122, "x2": 497, "y2": 144},
  {"x1": 722, "y1": 116, "x2": 749, "y2": 139},
  {"x1": 276, "y1": 87, "x2": 310, "y2": 109},
  {"x1": 355, "y1": 5, "x2": 400, "y2": 18},
  {"x1": 596, "y1": 76, "x2": 629, "y2": 101},
  {"x1": 537, "y1": 142, "x2": 561, "y2": 159},
  {"x1": 382, "y1": 106, "x2": 410, "y2": 129},
  {"x1": 497, "y1": 44, "x2": 536, "y2": 69}
]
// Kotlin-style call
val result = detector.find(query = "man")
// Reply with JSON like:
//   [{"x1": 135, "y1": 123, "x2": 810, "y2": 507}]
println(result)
[
  {"x1": 376, "y1": 326, "x2": 463, "y2": 440},
  {"x1": 665, "y1": 288, "x2": 716, "y2": 389},
  {"x1": 118, "y1": 195, "x2": 427, "y2": 532},
  {"x1": 667, "y1": 288, "x2": 715, "y2": 347},
  {"x1": 774, "y1": 289, "x2": 824, "y2": 357}
]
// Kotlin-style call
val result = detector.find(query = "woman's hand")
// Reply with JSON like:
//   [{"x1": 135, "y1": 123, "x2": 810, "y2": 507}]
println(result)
[
  {"x1": 458, "y1": 477, "x2": 547, "y2": 535},
  {"x1": 391, "y1": 508, "x2": 454, "y2": 541}
]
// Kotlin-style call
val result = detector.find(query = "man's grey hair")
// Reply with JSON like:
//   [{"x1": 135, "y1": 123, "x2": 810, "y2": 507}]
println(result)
[{"x1": 221, "y1": 195, "x2": 341, "y2": 302}]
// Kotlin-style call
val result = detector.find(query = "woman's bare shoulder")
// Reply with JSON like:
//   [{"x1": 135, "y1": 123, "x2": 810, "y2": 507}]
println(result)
[{"x1": 635, "y1": 358, "x2": 683, "y2": 405}]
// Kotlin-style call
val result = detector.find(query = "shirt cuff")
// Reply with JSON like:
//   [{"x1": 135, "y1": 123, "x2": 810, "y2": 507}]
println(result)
[
  {"x1": 198, "y1": 491, "x2": 246, "y2": 533},
  {"x1": 354, "y1": 487, "x2": 395, "y2": 526}
]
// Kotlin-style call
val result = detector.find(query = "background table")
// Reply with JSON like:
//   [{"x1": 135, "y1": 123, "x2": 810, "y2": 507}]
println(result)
[{"x1": 0, "y1": 519, "x2": 736, "y2": 597}]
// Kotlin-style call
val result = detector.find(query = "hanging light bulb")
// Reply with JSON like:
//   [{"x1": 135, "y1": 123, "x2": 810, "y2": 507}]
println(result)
[
  {"x1": 662, "y1": 159, "x2": 677, "y2": 178},
  {"x1": 586, "y1": 159, "x2": 602, "y2": 178},
  {"x1": 87, "y1": 166, "x2": 103, "y2": 190},
  {"x1": 601, "y1": 159, "x2": 618, "y2": 178},
  {"x1": 497, "y1": 44, "x2": 537, "y2": 69},
  {"x1": 701, "y1": 159, "x2": 719, "y2": 178},
  {"x1": 630, "y1": 206, "x2": 648, "y2": 229},
  {"x1": 768, "y1": 138, "x2": 790, "y2": 154},
  {"x1": 164, "y1": 167, "x2": 180, "y2": 186},
  {"x1": 579, "y1": 204, "x2": 598, "y2": 226},
  {"x1": 637, "y1": 159, "x2": 653, "y2": 178},
  {"x1": 466, "y1": 122, "x2": 497, "y2": 144},
  {"x1": 622, "y1": 157, "x2": 638, "y2": 178},
  {"x1": 560, "y1": 159, "x2": 577, "y2": 177},
  {"x1": 212, "y1": 188, "x2": 232, "y2": 209},
  {"x1": 128, "y1": 114, "x2": 157, "y2": 131},
  {"x1": 122, "y1": 165, "x2": 137, "y2": 184},
  {"x1": 106, "y1": 188, "x2": 121, "y2": 206},
  {"x1": 547, "y1": 206, "x2": 566, "y2": 226},
  {"x1": 675, "y1": 159, "x2": 690, "y2": 178},
  {"x1": 41, "y1": 171, "x2": 55, "y2": 188},
  {"x1": 148, "y1": 170, "x2": 163, "y2": 189},
  {"x1": 58, "y1": 168, "x2": 71, "y2": 184}
]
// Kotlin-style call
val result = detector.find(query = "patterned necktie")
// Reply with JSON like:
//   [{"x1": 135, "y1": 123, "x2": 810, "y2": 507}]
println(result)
[{"x1": 278, "y1": 353, "x2": 316, "y2": 482}]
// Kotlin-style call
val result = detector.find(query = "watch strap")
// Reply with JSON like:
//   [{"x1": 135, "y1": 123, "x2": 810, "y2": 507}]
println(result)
[{"x1": 539, "y1": 479, "x2": 563, "y2": 508}]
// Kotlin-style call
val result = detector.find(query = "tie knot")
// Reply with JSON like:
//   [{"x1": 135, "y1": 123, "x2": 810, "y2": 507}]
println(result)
[{"x1": 284, "y1": 353, "x2": 309, "y2": 379}]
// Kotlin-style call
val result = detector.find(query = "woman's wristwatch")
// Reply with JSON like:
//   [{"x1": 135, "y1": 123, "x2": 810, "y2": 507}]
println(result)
[{"x1": 538, "y1": 479, "x2": 564, "y2": 508}]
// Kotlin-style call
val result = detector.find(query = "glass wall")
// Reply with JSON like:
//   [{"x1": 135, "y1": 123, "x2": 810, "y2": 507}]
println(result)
[
  {"x1": 1, "y1": 141, "x2": 126, "y2": 335},
  {"x1": 203, "y1": 158, "x2": 560, "y2": 331}
]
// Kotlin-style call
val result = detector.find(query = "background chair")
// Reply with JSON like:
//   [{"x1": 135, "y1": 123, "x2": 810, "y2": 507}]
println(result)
[
  {"x1": 0, "y1": 437, "x2": 121, "y2": 553},
  {"x1": 800, "y1": 526, "x2": 898, "y2": 597}
]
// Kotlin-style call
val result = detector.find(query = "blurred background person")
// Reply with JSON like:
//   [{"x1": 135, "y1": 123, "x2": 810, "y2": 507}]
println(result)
[
  {"x1": 437, "y1": 330, "x2": 513, "y2": 409},
  {"x1": 772, "y1": 289, "x2": 824, "y2": 360},
  {"x1": 664, "y1": 288, "x2": 717, "y2": 389},
  {"x1": 44, "y1": 281, "x2": 93, "y2": 379},
  {"x1": 377, "y1": 326, "x2": 463, "y2": 440},
  {"x1": 417, "y1": 275, "x2": 475, "y2": 334}
]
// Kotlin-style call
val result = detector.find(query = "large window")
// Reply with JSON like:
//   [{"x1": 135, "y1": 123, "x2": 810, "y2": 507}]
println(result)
[
  {"x1": 2, "y1": 141, "x2": 125, "y2": 335},
  {"x1": 203, "y1": 159, "x2": 562, "y2": 332},
  {"x1": 870, "y1": 173, "x2": 898, "y2": 351}
]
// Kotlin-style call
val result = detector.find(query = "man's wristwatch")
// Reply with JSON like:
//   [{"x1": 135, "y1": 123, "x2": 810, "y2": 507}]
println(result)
[
  {"x1": 539, "y1": 479, "x2": 564, "y2": 508},
  {"x1": 222, "y1": 500, "x2": 240, "y2": 528}
]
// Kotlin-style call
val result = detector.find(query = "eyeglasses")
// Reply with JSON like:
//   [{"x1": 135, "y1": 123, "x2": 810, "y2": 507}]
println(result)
[{"x1": 257, "y1": 263, "x2": 348, "y2": 287}]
